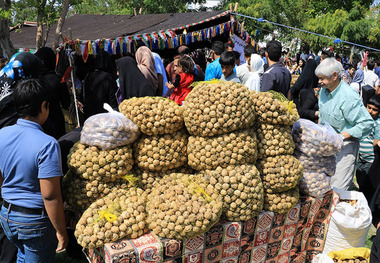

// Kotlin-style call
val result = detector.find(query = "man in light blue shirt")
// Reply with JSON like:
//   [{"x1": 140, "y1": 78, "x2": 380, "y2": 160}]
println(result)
[
  {"x1": 316, "y1": 58, "x2": 374, "y2": 190},
  {"x1": 204, "y1": 41, "x2": 224, "y2": 80}
]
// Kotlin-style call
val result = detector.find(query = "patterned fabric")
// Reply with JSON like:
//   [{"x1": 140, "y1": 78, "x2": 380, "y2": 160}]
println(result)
[{"x1": 84, "y1": 191, "x2": 339, "y2": 263}]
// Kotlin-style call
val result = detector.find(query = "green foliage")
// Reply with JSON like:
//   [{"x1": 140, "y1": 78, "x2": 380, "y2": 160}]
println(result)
[
  {"x1": 71, "y1": 0, "x2": 206, "y2": 15},
  {"x1": 222, "y1": 0, "x2": 379, "y2": 52}
]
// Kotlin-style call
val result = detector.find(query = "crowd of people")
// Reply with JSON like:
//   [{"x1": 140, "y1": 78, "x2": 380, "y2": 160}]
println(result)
[{"x1": 0, "y1": 39, "x2": 380, "y2": 262}]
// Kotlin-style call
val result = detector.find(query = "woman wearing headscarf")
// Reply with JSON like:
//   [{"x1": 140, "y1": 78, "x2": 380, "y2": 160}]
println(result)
[
  {"x1": 0, "y1": 52, "x2": 43, "y2": 129},
  {"x1": 350, "y1": 68, "x2": 364, "y2": 94},
  {"x1": 82, "y1": 49, "x2": 119, "y2": 120},
  {"x1": 290, "y1": 59, "x2": 319, "y2": 109},
  {"x1": 135, "y1": 46, "x2": 159, "y2": 92},
  {"x1": 116, "y1": 56, "x2": 156, "y2": 100},
  {"x1": 35, "y1": 47, "x2": 71, "y2": 139},
  {"x1": 245, "y1": 54, "x2": 264, "y2": 92}
]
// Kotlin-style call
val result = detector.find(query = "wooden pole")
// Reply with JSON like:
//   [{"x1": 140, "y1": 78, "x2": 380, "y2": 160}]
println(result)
[
  {"x1": 139, "y1": 8, "x2": 143, "y2": 15},
  {"x1": 133, "y1": 8, "x2": 137, "y2": 16},
  {"x1": 234, "y1": 2, "x2": 238, "y2": 12}
]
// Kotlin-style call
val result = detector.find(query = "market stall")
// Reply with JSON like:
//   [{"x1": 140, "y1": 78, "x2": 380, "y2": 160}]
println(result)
[{"x1": 62, "y1": 81, "x2": 352, "y2": 263}]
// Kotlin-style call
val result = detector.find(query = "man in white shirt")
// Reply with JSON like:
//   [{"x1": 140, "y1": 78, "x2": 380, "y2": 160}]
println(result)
[
  {"x1": 236, "y1": 45, "x2": 256, "y2": 85},
  {"x1": 364, "y1": 61, "x2": 380, "y2": 88}
]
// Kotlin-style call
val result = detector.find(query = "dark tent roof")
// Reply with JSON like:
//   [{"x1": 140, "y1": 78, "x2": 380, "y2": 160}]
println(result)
[{"x1": 10, "y1": 11, "x2": 230, "y2": 49}]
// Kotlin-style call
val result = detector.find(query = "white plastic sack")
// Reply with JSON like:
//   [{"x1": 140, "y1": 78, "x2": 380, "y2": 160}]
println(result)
[
  {"x1": 292, "y1": 118, "x2": 343, "y2": 157},
  {"x1": 81, "y1": 104, "x2": 140, "y2": 149},
  {"x1": 312, "y1": 254, "x2": 334, "y2": 263},
  {"x1": 294, "y1": 150, "x2": 336, "y2": 176},
  {"x1": 323, "y1": 188, "x2": 372, "y2": 255}
]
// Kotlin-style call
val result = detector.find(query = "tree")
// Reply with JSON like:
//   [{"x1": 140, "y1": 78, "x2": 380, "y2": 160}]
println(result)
[
  {"x1": 0, "y1": 0, "x2": 15, "y2": 58},
  {"x1": 220, "y1": 0, "x2": 377, "y2": 53}
]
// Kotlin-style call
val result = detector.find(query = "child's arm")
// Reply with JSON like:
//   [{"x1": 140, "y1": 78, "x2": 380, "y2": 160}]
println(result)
[{"x1": 40, "y1": 177, "x2": 69, "y2": 252}]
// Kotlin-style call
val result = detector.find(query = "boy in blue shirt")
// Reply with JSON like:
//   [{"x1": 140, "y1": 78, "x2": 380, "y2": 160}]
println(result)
[
  {"x1": 220, "y1": 51, "x2": 240, "y2": 83},
  {"x1": 0, "y1": 79, "x2": 68, "y2": 262}
]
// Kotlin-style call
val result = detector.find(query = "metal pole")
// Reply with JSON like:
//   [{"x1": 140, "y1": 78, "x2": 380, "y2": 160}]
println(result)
[{"x1": 66, "y1": 48, "x2": 80, "y2": 127}]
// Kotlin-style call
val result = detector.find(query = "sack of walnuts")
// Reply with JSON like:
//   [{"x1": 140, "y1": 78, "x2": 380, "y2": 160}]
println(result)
[
  {"x1": 299, "y1": 171, "x2": 331, "y2": 198},
  {"x1": 257, "y1": 155, "x2": 303, "y2": 193},
  {"x1": 196, "y1": 164, "x2": 264, "y2": 221},
  {"x1": 187, "y1": 129, "x2": 257, "y2": 171},
  {"x1": 183, "y1": 80, "x2": 255, "y2": 137},
  {"x1": 119, "y1": 97, "x2": 184, "y2": 135},
  {"x1": 264, "y1": 187, "x2": 300, "y2": 214},
  {"x1": 80, "y1": 104, "x2": 140, "y2": 150},
  {"x1": 75, "y1": 188, "x2": 148, "y2": 249},
  {"x1": 256, "y1": 123, "x2": 295, "y2": 158},
  {"x1": 133, "y1": 129, "x2": 188, "y2": 172},
  {"x1": 294, "y1": 150, "x2": 336, "y2": 176},
  {"x1": 292, "y1": 118, "x2": 344, "y2": 157},
  {"x1": 68, "y1": 142, "x2": 133, "y2": 182},
  {"x1": 63, "y1": 170, "x2": 137, "y2": 211},
  {"x1": 146, "y1": 173, "x2": 223, "y2": 240},
  {"x1": 251, "y1": 91, "x2": 299, "y2": 125}
]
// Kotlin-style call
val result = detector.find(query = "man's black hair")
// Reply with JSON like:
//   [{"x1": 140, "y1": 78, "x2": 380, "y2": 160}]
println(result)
[
  {"x1": 368, "y1": 94, "x2": 380, "y2": 109},
  {"x1": 347, "y1": 64, "x2": 355, "y2": 70},
  {"x1": 233, "y1": 51, "x2": 241, "y2": 61},
  {"x1": 266, "y1": 40, "x2": 282, "y2": 62},
  {"x1": 211, "y1": 41, "x2": 224, "y2": 56},
  {"x1": 244, "y1": 45, "x2": 257, "y2": 58},
  {"x1": 219, "y1": 51, "x2": 236, "y2": 66},
  {"x1": 368, "y1": 60, "x2": 375, "y2": 71},
  {"x1": 13, "y1": 79, "x2": 50, "y2": 118}
]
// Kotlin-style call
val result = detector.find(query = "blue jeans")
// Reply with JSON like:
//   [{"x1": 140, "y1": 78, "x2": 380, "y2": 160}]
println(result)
[{"x1": 0, "y1": 205, "x2": 57, "y2": 263}]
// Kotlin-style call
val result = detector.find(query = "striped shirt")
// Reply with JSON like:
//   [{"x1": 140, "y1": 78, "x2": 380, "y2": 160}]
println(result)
[{"x1": 359, "y1": 118, "x2": 380, "y2": 163}]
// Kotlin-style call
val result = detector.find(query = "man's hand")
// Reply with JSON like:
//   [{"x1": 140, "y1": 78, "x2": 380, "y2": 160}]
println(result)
[{"x1": 56, "y1": 231, "x2": 69, "y2": 252}]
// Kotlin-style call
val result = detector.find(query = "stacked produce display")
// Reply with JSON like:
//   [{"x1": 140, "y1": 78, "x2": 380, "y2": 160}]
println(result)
[
  {"x1": 119, "y1": 97, "x2": 190, "y2": 192},
  {"x1": 184, "y1": 80, "x2": 264, "y2": 221},
  {"x1": 251, "y1": 91, "x2": 303, "y2": 214},
  {"x1": 65, "y1": 81, "x2": 337, "y2": 255},
  {"x1": 63, "y1": 110, "x2": 140, "y2": 211},
  {"x1": 292, "y1": 118, "x2": 343, "y2": 197}
]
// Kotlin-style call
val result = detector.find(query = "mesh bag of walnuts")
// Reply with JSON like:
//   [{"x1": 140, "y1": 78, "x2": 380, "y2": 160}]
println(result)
[
  {"x1": 264, "y1": 187, "x2": 300, "y2": 214},
  {"x1": 294, "y1": 150, "x2": 336, "y2": 176},
  {"x1": 183, "y1": 80, "x2": 255, "y2": 137},
  {"x1": 251, "y1": 91, "x2": 299, "y2": 125},
  {"x1": 63, "y1": 170, "x2": 137, "y2": 211},
  {"x1": 68, "y1": 143, "x2": 133, "y2": 182},
  {"x1": 80, "y1": 106, "x2": 140, "y2": 150},
  {"x1": 133, "y1": 129, "x2": 188, "y2": 172},
  {"x1": 299, "y1": 172, "x2": 331, "y2": 198},
  {"x1": 133, "y1": 165, "x2": 194, "y2": 193},
  {"x1": 187, "y1": 129, "x2": 257, "y2": 171},
  {"x1": 75, "y1": 188, "x2": 148, "y2": 249},
  {"x1": 146, "y1": 173, "x2": 223, "y2": 239},
  {"x1": 257, "y1": 155, "x2": 303, "y2": 193},
  {"x1": 119, "y1": 97, "x2": 184, "y2": 135},
  {"x1": 196, "y1": 165, "x2": 264, "y2": 221},
  {"x1": 292, "y1": 118, "x2": 344, "y2": 157},
  {"x1": 256, "y1": 123, "x2": 295, "y2": 158}
]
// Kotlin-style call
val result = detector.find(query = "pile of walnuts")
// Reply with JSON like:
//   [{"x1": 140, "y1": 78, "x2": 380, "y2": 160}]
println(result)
[
  {"x1": 187, "y1": 129, "x2": 257, "y2": 171},
  {"x1": 119, "y1": 97, "x2": 184, "y2": 135},
  {"x1": 75, "y1": 188, "x2": 148, "y2": 249},
  {"x1": 183, "y1": 81, "x2": 255, "y2": 137},
  {"x1": 196, "y1": 165, "x2": 264, "y2": 221},
  {"x1": 264, "y1": 187, "x2": 300, "y2": 214},
  {"x1": 146, "y1": 173, "x2": 223, "y2": 239}
]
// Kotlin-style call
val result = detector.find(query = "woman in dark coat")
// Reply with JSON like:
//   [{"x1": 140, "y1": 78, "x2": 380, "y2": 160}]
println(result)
[
  {"x1": 35, "y1": 47, "x2": 71, "y2": 139},
  {"x1": 291, "y1": 59, "x2": 319, "y2": 110},
  {"x1": 116, "y1": 56, "x2": 156, "y2": 100},
  {"x1": 82, "y1": 49, "x2": 119, "y2": 120}
]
